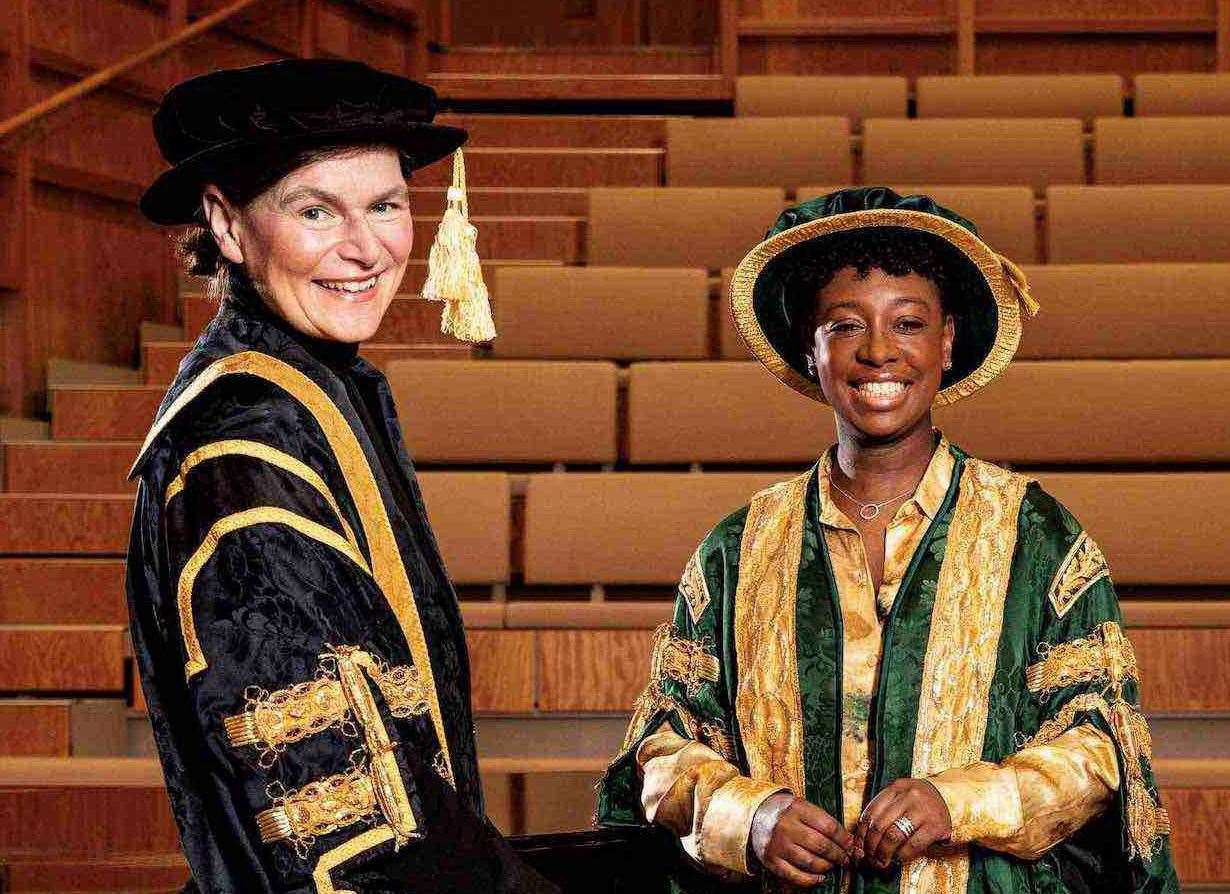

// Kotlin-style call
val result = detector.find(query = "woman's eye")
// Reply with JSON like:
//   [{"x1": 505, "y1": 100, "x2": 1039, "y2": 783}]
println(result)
[
  {"x1": 897, "y1": 318, "x2": 926, "y2": 331},
  {"x1": 301, "y1": 207, "x2": 330, "y2": 222},
  {"x1": 828, "y1": 321, "x2": 861, "y2": 334},
  {"x1": 371, "y1": 201, "x2": 393, "y2": 214}
]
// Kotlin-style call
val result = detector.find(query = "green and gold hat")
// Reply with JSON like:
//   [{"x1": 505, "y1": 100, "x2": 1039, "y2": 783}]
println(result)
[{"x1": 730, "y1": 186, "x2": 1038, "y2": 407}]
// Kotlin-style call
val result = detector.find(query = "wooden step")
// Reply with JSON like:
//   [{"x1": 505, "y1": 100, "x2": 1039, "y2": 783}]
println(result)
[
  {"x1": 143, "y1": 340, "x2": 469, "y2": 386},
  {"x1": 435, "y1": 114, "x2": 667, "y2": 147},
  {"x1": 414, "y1": 215, "x2": 584, "y2": 261},
  {"x1": 49, "y1": 386, "x2": 162, "y2": 441},
  {"x1": 0, "y1": 559, "x2": 127, "y2": 624},
  {"x1": 432, "y1": 46, "x2": 714, "y2": 76},
  {"x1": 0, "y1": 495, "x2": 133, "y2": 554},
  {"x1": 1, "y1": 853, "x2": 188, "y2": 892},
  {"x1": 2, "y1": 441, "x2": 138, "y2": 493},
  {"x1": 428, "y1": 73, "x2": 731, "y2": 103},
  {"x1": 412, "y1": 186, "x2": 589, "y2": 216},
  {"x1": 0, "y1": 700, "x2": 72, "y2": 757},
  {"x1": 414, "y1": 146, "x2": 662, "y2": 187},
  {"x1": 0, "y1": 626, "x2": 126, "y2": 692}
]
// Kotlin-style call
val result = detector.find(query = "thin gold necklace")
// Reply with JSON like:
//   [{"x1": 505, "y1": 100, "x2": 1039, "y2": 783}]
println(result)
[{"x1": 829, "y1": 477, "x2": 914, "y2": 521}]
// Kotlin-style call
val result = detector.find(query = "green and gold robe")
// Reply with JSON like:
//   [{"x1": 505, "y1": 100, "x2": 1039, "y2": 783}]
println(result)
[{"x1": 597, "y1": 441, "x2": 1179, "y2": 894}]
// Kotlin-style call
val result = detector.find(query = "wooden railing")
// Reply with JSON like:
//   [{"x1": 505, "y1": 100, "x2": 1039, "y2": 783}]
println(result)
[{"x1": 0, "y1": 0, "x2": 263, "y2": 142}]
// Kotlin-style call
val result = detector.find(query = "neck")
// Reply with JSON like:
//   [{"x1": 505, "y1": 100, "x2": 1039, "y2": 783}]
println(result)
[{"x1": 832, "y1": 415, "x2": 938, "y2": 500}]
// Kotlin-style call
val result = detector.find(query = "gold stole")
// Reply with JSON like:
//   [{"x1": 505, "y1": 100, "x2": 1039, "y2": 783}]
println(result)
[{"x1": 733, "y1": 459, "x2": 1030, "y2": 894}]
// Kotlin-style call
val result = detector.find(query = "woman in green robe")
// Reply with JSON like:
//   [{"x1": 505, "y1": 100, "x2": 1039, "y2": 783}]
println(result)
[{"x1": 596, "y1": 187, "x2": 1179, "y2": 894}]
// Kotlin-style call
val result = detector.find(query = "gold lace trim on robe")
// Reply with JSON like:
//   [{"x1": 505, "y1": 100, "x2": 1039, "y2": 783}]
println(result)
[
  {"x1": 1047, "y1": 532, "x2": 1111, "y2": 619},
  {"x1": 258, "y1": 763, "x2": 380, "y2": 855},
  {"x1": 1024, "y1": 621, "x2": 1171, "y2": 860},
  {"x1": 903, "y1": 459, "x2": 1031, "y2": 894}
]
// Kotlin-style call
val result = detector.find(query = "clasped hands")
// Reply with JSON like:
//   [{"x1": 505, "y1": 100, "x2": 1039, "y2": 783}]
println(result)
[{"x1": 753, "y1": 778, "x2": 953, "y2": 888}]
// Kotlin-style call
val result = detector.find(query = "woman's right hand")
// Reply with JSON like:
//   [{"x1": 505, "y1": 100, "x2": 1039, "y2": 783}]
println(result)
[{"x1": 758, "y1": 796, "x2": 856, "y2": 887}]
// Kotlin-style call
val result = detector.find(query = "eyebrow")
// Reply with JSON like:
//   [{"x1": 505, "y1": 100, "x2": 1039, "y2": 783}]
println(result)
[
  {"x1": 278, "y1": 184, "x2": 409, "y2": 208},
  {"x1": 824, "y1": 295, "x2": 933, "y2": 313}
]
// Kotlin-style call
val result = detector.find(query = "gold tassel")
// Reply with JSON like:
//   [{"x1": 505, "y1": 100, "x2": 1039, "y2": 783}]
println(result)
[
  {"x1": 1000, "y1": 254, "x2": 1040, "y2": 318},
  {"x1": 422, "y1": 149, "x2": 496, "y2": 343}
]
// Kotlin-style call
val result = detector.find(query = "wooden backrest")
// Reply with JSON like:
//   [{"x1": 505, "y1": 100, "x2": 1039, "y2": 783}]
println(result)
[{"x1": 665, "y1": 116, "x2": 851, "y2": 187}]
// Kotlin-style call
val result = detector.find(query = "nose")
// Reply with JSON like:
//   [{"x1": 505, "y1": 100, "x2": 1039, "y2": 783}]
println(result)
[
  {"x1": 337, "y1": 216, "x2": 382, "y2": 268},
  {"x1": 857, "y1": 323, "x2": 899, "y2": 367}
]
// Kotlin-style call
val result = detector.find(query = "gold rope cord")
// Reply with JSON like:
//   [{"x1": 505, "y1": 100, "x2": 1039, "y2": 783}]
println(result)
[
  {"x1": 903, "y1": 459, "x2": 1031, "y2": 894},
  {"x1": 733, "y1": 470, "x2": 812, "y2": 797},
  {"x1": 138, "y1": 351, "x2": 454, "y2": 780},
  {"x1": 177, "y1": 507, "x2": 372, "y2": 679}
]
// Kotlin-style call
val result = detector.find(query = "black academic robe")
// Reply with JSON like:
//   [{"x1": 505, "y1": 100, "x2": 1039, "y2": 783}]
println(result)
[{"x1": 125, "y1": 290, "x2": 555, "y2": 894}]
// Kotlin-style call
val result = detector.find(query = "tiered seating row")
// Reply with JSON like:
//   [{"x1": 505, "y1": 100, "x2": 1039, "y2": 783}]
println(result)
[{"x1": 734, "y1": 73, "x2": 1230, "y2": 119}]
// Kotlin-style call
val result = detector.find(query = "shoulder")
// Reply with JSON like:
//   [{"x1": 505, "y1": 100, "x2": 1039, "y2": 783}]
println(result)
[{"x1": 1016, "y1": 480, "x2": 1113, "y2": 620}]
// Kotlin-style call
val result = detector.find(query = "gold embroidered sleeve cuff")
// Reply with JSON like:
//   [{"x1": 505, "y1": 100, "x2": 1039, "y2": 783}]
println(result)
[
  {"x1": 927, "y1": 761, "x2": 1024, "y2": 846},
  {"x1": 698, "y1": 776, "x2": 792, "y2": 876}
]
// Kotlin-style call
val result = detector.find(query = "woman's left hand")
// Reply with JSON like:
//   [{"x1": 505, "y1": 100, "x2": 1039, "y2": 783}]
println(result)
[{"x1": 855, "y1": 778, "x2": 953, "y2": 869}]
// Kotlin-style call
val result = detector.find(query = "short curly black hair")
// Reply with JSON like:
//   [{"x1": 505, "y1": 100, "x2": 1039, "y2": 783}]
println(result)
[{"x1": 785, "y1": 226, "x2": 976, "y2": 354}]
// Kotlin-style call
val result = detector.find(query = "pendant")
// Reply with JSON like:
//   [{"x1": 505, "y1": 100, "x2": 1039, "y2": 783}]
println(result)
[{"x1": 860, "y1": 504, "x2": 880, "y2": 520}]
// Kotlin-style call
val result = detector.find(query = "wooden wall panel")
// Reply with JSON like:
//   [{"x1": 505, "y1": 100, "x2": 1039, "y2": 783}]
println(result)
[
  {"x1": 318, "y1": 0, "x2": 411, "y2": 73},
  {"x1": 1133, "y1": 628, "x2": 1230, "y2": 713},
  {"x1": 974, "y1": 0, "x2": 1213, "y2": 17},
  {"x1": 1165, "y1": 787, "x2": 1230, "y2": 883},
  {"x1": 181, "y1": 29, "x2": 284, "y2": 78},
  {"x1": 739, "y1": 37, "x2": 953, "y2": 76},
  {"x1": 29, "y1": 70, "x2": 161, "y2": 188},
  {"x1": 0, "y1": 173, "x2": 16, "y2": 288},
  {"x1": 193, "y1": 0, "x2": 302, "y2": 55},
  {"x1": 467, "y1": 630, "x2": 535, "y2": 713},
  {"x1": 30, "y1": 0, "x2": 175, "y2": 92},
  {"x1": 648, "y1": 2, "x2": 718, "y2": 44},
  {"x1": 26, "y1": 184, "x2": 170, "y2": 406},
  {"x1": 449, "y1": 0, "x2": 643, "y2": 45},
  {"x1": 536, "y1": 629, "x2": 655, "y2": 712},
  {"x1": 976, "y1": 34, "x2": 1215, "y2": 74}
]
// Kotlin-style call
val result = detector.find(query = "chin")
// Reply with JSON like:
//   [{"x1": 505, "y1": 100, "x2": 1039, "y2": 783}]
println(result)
[{"x1": 305, "y1": 284, "x2": 396, "y2": 343}]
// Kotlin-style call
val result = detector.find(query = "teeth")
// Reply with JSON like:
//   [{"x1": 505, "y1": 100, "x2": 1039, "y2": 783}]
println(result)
[
  {"x1": 858, "y1": 381, "x2": 907, "y2": 398},
  {"x1": 318, "y1": 275, "x2": 377, "y2": 293}
]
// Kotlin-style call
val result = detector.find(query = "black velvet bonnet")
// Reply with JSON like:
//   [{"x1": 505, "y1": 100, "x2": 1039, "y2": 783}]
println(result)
[{"x1": 139, "y1": 58, "x2": 467, "y2": 225}]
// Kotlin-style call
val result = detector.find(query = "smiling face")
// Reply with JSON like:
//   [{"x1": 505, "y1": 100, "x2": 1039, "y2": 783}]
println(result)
[
  {"x1": 802, "y1": 266, "x2": 955, "y2": 441},
  {"x1": 203, "y1": 146, "x2": 412, "y2": 343}
]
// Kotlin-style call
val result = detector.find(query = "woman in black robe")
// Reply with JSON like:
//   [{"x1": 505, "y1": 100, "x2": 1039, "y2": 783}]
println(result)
[{"x1": 126, "y1": 58, "x2": 555, "y2": 894}]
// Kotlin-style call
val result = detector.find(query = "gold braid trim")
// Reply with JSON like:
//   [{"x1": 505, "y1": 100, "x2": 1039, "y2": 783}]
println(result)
[
  {"x1": 225, "y1": 649, "x2": 431, "y2": 767},
  {"x1": 649, "y1": 623, "x2": 720, "y2": 698},
  {"x1": 1026, "y1": 621, "x2": 1138, "y2": 695},
  {"x1": 258, "y1": 764, "x2": 379, "y2": 858},
  {"x1": 1046, "y1": 532, "x2": 1112, "y2": 620},
  {"x1": 1025, "y1": 620, "x2": 1171, "y2": 861}
]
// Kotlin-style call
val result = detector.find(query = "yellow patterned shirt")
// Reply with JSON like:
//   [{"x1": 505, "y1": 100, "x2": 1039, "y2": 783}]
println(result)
[{"x1": 816, "y1": 442, "x2": 956, "y2": 828}]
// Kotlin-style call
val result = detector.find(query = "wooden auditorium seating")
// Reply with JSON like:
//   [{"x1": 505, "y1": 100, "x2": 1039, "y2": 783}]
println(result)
[
  {"x1": 862, "y1": 118, "x2": 1084, "y2": 193},
  {"x1": 1048, "y1": 185, "x2": 1230, "y2": 262},
  {"x1": 1094, "y1": 117, "x2": 1230, "y2": 183},
  {"x1": 490, "y1": 267, "x2": 710, "y2": 360},
  {"x1": 1019, "y1": 264, "x2": 1230, "y2": 358},
  {"x1": 412, "y1": 145, "x2": 662, "y2": 188},
  {"x1": 665, "y1": 116, "x2": 852, "y2": 187},
  {"x1": 734, "y1": 75, "x2": 908, "y2": 119},
  {"x1": 796, "y1": 184, "x2": 1038, "y2": 262},
  {"x1": 587, "y1": 187, "x2": 786, "y2": 269},
  {"x1": 627, "y1": 360, "x2": 1230, "y2": 467},
  {"x1": 915, "y1": 74, "x2": 1123, "y2": 119},
  {"x1": 523, "y1": 472, "x2": 783, "y2": 584},
  {"x1": 435, "y1": 114, "x2": 668, "y2": 149},
  {"x1": 386, "y1": 360, "x2": 618, "y2": 465},
  {"x1": 1134, "y1": 72, "x2": 1230, "y2": 116}
]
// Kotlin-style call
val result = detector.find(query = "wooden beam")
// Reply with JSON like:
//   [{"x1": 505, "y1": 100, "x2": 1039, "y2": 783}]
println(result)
[
  {"x1": 977, "y1": 16, "x2": 1216, "y2": 34},
  {"x1": 1219, "y1": 0, "x2": 1230, "y2": 71},
  {"x1": 738, "y1": 17, "x2": 956, "y2": 37},
  {"x1": 718, "y1": 0, "x2": 738, "y2": 79},
  {"x1": 956, "y1": 0, "x2": 975, "y2": 74},
  {"x1": 299, "y1": 0, "x2": 319, "y2": 58}
]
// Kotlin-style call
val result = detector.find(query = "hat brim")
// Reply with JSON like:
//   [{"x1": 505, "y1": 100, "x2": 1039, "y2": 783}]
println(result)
[
  {"x1": 140, "y1": 121, "x2": 468, "y2": 226},
  {"x1": 729, "y1": 208, "x2": 1023, "y2": 408}
]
